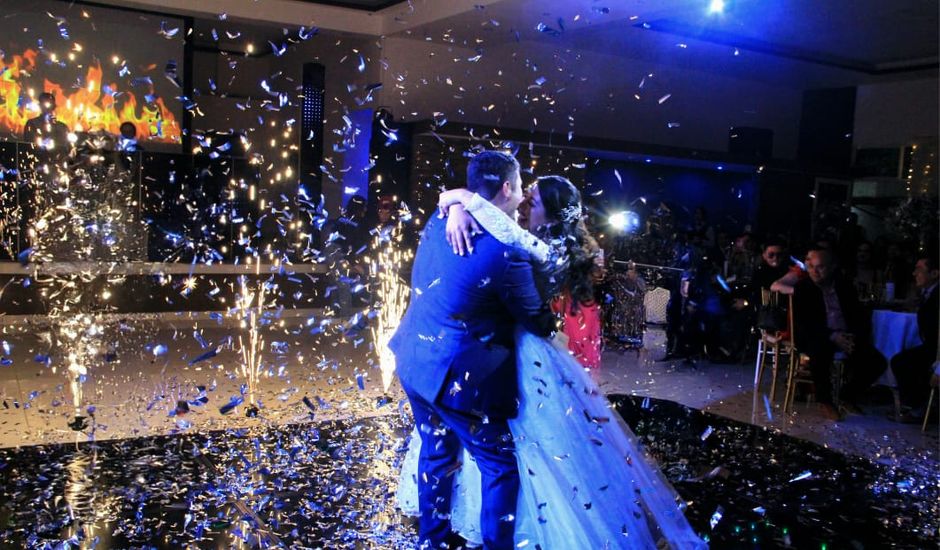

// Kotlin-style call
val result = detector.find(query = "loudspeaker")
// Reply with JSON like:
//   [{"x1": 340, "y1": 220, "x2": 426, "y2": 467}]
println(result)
[
  {"x1": 369, "y1": 108, "x2": 414, "y2": 205},
  {"x1": 300, "y1": 63, "x2": 325, "y2": 196},
  {"x1": 798, "y1": 87, "x2": 856, "y2": 173},
  {"x1": 728, "y1": 127, "x2": 773, "y2": 159}
]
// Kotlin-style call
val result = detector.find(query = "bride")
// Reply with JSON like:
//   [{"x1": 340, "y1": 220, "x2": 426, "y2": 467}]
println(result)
[{"x1": 397, "y1": 175, "x2": 706, "y2": 549}]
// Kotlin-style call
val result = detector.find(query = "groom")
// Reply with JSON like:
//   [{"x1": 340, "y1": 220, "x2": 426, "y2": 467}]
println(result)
[{"x1": 390, "y1": 151, "x2": 555, "y2": 549}]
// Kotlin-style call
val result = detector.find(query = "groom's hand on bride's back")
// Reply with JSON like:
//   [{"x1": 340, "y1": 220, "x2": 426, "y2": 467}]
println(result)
[{"x1": 444, "y1": 204, "x2": 481, "y2": 256}]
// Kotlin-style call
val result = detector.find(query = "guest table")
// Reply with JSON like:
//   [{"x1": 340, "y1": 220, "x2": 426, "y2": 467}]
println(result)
[{"x1": 871, "y1": 309, "x2": 922, "y2": 386}]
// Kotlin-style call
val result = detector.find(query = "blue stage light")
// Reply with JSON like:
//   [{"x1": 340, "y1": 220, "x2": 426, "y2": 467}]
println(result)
[
  {"x1": 609, "y1": 211, "x2": 641, "y2": 232},
  {"x1": 708, "y1": 0, "x2": 725, "y2": 14}
]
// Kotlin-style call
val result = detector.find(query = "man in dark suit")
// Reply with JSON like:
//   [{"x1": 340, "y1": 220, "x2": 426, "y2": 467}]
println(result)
[
  {"x1": 793, "y1": 248, "x2": 885, "y2": 420},
  {"x1": 890, "y1": 253, "x2": 939, "y2": 418},
  {"x1": 390, "y1": 151, "x2": 555, "y2": 549}
]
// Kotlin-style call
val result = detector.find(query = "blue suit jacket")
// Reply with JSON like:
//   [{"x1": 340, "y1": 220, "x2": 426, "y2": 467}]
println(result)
[{"x1": 390, "y1": 214, "x2": 554, "y2": 419}]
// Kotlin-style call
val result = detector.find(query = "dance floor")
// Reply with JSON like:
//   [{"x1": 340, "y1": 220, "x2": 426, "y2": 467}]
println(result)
[
  {"x1": 1, "y1": 393, "x2": 936, "y2": 548},
  {"x1": 0, "y1": 322, "x2": 936, "y2": 548}
]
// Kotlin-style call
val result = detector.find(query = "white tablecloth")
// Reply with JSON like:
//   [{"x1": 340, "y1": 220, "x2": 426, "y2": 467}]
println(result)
[{"x1": 872, "y1": 309, "x2": 922, "y2": 386}]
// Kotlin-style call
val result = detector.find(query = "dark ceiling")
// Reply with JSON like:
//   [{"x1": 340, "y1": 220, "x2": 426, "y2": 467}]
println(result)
[{"x1": 291, "y1": 0, "x2": 407, "y2": 11}]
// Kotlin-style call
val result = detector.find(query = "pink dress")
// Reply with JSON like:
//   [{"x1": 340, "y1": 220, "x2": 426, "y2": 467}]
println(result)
[{"x1": 553, "y1": 293, "x2": 602, "y2": 369}]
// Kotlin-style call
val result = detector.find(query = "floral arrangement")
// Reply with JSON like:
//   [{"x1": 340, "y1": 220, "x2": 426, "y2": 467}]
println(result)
[{"x1": 885, "y1": 194, "x2": 939, "y2": 250}]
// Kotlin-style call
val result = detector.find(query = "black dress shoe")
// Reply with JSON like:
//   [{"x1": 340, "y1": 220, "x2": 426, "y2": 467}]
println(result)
[{"x1": 443, "y1": 532, "x2": 470, "y2": 549}]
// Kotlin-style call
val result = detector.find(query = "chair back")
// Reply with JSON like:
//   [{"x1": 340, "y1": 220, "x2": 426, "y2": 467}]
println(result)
[
  {"x1": 757, "y1": 291, "x2": 789, "y2": 337},
  {"x1": 787, "y1": 293, "x2": 795, "y2": 346}
]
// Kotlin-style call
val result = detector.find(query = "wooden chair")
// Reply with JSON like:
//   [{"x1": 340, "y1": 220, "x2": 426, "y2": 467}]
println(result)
[
  {"x1": 784, "y1": 346, "x2": 846, "y2": 415},
  {"x1": 779, "y1": 292, "x2": 841, "y2": 415},
  {"x1": 925, "y1": 387, "x2": 937, "y2": 432},
  {"x1": 752, "y1": 292, "x2": 796, "y2": 418}
]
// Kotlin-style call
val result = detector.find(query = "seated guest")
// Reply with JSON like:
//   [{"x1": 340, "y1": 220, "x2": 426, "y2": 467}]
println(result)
[
  {"x1": 890, "y1": 253, "x2": 939, "y2": 420},
  {"x1": 792, "y1": 248, "x2": 886, "y2": 420},
  {"x1": 725, "y1": 231, "x2": 758, "y2": 284},
  {"x1": 607, "y1": 260, "x2": 646, "y2": 349},
  {"x1": 771, "y1": 240, "x2": 833, "y2": 295},
  {"x1": 753, "y1": 240, "x2": 794, "y2": 339},
  {"x1": 755, "y1": 240, "x2": 792, "y2": 292},
  {"x1": 849, "y1": 240, "x2": 882, "y2": 302},
  {"x1": 882, "y1": 242, "x2": 912, "y2": 301}
]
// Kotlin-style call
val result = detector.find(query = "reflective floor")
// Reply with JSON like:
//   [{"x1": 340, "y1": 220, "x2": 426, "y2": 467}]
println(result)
[
  {"x1": 1, "y1": 395, "x2": 936, "y2": 548},
  {"x1": 0, "y1": 325, "x2": 936, "y2": 548}
]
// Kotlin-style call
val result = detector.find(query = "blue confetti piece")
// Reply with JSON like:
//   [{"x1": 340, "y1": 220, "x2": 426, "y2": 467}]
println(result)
[
  {"x1": 789, "y1": 470, "x2": 812, "y2": 482},
  {"x1": 269, "y1": 41, "x2": 287, "y2": 57},
  {"x1": 710, "y1": 506, "x2": 724, "y2": 530},
  {"x1": 189, "y1": 347, "x2": 219, "y2": 365},
  {"x1": 193, "y1": 330, "x2": 208, "y2": 349},
  {"x1": 16, "y1": 248, "x2": 32, "y2": 266},
  {"x1": 160, "y1": 21, "x2": 179, "y2": 38},
  {"x1": 716, "y1": 274, "x2": 731, "y2": 293},
  {"x1": 0, "y1": 358, "x2": 11, "y2": 366},
  {"x1": 219, "y1": 395, "x2": 243, "y2": 415},
  {"x1": 700, "y1": 425, "x2": 714, "y2": 441},
  {"x1": 153, "y1": 344, "x2": 168, "y2": 356},
  {"x1": 356, "y1": 373, "x2": 365, "y2": 390}
]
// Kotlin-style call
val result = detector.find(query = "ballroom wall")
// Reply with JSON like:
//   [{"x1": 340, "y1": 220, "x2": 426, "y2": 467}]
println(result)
[
  {"x1": 376, "y1": 35, "x2": 806, "y2": 160},
  {"x1": 853, "y1": 77, "x2": 940, "y2": 149}
]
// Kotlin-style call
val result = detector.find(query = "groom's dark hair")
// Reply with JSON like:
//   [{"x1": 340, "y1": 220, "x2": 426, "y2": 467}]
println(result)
[{"x1": 467, "y1": 150, "x2": 520, "y2": 200}]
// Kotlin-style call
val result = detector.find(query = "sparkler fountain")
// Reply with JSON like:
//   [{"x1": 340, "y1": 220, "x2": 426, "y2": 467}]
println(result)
[
  {"x1": 235, "y1": 260, "x2": 268, "y2": 418},
  {"x1": 20, "y1": 124, "x2": 142, "y2": 434},
  {"x1": 369, "y1": 204, "x2": 414, "y2": 391}
]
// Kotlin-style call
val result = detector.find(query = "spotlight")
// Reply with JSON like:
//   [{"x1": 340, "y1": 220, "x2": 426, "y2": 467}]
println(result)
[
  {"x1": 608, "y1": 210, "x2": 640, "y2": 233},
  {"x1": 708, "y1": 0, "x2": 725, "y2": 14}
]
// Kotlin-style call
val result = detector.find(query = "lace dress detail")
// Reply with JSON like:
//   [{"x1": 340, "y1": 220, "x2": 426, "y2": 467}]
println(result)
[
  {"x1": 465, "y1": 193, "x2": 551, "y2": 261},
  {"x1": 464, "y1": 193, "x2": 569, "y2": 301}
]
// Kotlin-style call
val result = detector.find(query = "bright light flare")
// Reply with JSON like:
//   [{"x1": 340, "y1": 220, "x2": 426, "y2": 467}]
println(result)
[{"x1": 608, "y1": 210, "x2": 641, "y2": 233}]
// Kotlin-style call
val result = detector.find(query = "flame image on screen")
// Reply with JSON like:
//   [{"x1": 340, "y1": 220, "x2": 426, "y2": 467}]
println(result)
[{"x1": 0, "y1": 49, "x2": 181, "y2": 143}]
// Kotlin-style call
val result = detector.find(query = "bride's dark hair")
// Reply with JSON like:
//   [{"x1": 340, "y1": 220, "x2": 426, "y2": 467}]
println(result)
[{"x1": 534, "y1": 176, "x2": 600, "y2": 311}]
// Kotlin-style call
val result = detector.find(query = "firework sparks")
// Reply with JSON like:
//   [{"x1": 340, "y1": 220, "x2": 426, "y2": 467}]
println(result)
[
  {"x1": 369, "y1": 216, "x2": 414, "y2": 392},
  {"x1": 235, "y1": 260, "x2": 267, "y2": 415}
]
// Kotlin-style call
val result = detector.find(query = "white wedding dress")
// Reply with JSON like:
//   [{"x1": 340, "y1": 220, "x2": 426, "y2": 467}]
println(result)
[{"x1": 397, "y1": 195, "x2": 706, "y2": 549}]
